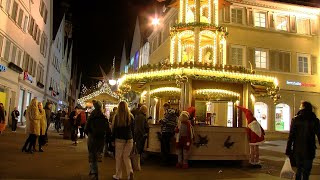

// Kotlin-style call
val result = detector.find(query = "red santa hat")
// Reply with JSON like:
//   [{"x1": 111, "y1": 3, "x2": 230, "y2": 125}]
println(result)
[{"x1": 236, "y1": 106, "x2": 255, "y2": 124}]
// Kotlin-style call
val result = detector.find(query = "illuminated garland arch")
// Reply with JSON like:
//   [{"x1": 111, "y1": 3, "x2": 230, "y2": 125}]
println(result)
[
  {"x1": 195, "y1": 89, "x2": 240, "y2": 100},
  {"x1": 150, "y1": 87, "x2": 181, "y2": 98}
]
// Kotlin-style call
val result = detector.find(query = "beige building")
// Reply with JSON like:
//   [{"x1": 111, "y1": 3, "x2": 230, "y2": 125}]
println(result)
[
  {"x1": 0, "y1": 0, "x2": 51, "y2": 124},
  {"x1": 145, "y1": 0, "x2": 320, "y2": 134}
]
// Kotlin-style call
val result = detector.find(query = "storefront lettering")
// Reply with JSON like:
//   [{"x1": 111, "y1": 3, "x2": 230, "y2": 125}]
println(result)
[
  {"x1": 24, "y1": 72, "x2": 33, "y2": 83},
  {"x1": 0, "y1": 64, "x2": 7, "y2": 72},
  {"x1": 286, "y1": 81, "x2": 316, "y2": 87}
]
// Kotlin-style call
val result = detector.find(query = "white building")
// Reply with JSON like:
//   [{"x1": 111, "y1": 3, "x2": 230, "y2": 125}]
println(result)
[
  {"x1": 0, "y1": 0, "x2": 51, "y2": 125},
  {"x1": 44, "y1": 15, "x2": 64, "y2": 111}
]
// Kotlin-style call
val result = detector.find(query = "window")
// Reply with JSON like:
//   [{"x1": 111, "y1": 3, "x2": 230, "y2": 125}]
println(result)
[
  {"x1": 5, "y1": 0, "x2": 11, "y2": 14},
  {"x1": 231, "y1": 8, "x2": 243, "y2": 24},
  {"x1": 23, "y1": 15, "x2": 28, "y2": 32},
  {"x1": 23, "y1": 53, "x2": 29, "y2": 70},
  {"x1": 276, "y1": 15, "x2": 288, "y2": 31},
  {"x1": 28, "y1": 17, "x2": 34, "y2": 35},
  {"x1": 297, "y1": 18, "x2": 310, "y2": 35},
  {"x1": 269, "y1": 50, "x2": 290, "y2": 72},
  {"x1": 255, "y1": 50, "x2": 267, "y2": 69},
  {"x1": 44, "y1": 9, "x2": 48, "y2": 23},
  {"x1": 275, "y1": 104, "x2": 290, "y2": 131},
  {"x1": 36, "y1": 30, "x2": 40, "y2": 44},
  {"x1": 4, "y1": 39, "x2": 11, "y2": 61},
  {"x1": 36, "y1": 64, "x2": 44, "y2": 83},
  {"x1": 298, "y1": 54, "x2": 310, "y2": 74},
  {"x1": 11, "y1": 45, "x2": 16, "y2": 64},
  {"x1": 11, "y1": 1, "x2": 18, "y2": 21},
  {"x1": 254, "y1": 12, "x2": 266, "y2": 28},
  {"x1": 17, "y1": 49, "x2": 22, "y2": 67},
  {"x1": 33, "y1": 25, "x2": 38, "y2": 40},
  {"x1": 39, "y1": 0, "x2": 44, "y2": 16},
  {"x1": 230, "y1": 46, "x2": 244, "y2": 66},
  {"x1": 17, "y1": 9, "x2": 23, "y2": 27},
  {"x1": 254, "y1": 102, "x2": 268, "y2": 130},
  {"x1": 0, "y1": 34, "x2": 3, "y2": 57}
]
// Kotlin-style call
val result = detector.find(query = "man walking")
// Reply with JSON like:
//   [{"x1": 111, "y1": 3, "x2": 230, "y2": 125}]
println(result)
[
  {"x1": 11, "y1": 107, "x2": 20, "y2": 132},
  {"x1": 286, "y1": 101, "x2": 320, "y2": 180}
]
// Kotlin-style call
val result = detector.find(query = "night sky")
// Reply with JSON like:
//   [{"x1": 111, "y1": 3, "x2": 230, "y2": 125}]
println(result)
[{"x1": 54, "y1": 0, "x2": 318, "y2": 86}]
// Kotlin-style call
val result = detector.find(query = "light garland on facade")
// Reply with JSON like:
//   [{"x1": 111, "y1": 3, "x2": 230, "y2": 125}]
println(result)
[
  {"x1": 195, "y1": 89, "x2": 240, "y2": 100},
  {"x1": 180, "y1": 0, "x2": 184, "y2": 23},
  {"x1": 77, "y1": 83, "x2": 120, "y2": 107},
  {"x1": 214, "y1": 0, "x2": 218, "y2": 26},
  {"x1": 119, "y1": 68, "x2": 277, "y2": 87},
  {"x1": 213, "y1": 35, "x2": 217, "y2": 64},
  {"x1": 199, "y1": 44, "x2": 214, "y2": 64},
  {"x1": 149, "y1": 87, "x2": 181, "y2": 98},
  {"x1": 208, "y1": 0, "x2": 212, "y2": 23},
  {"x1": 170, "y1": 36, "x2": 176, "y2": 63}
]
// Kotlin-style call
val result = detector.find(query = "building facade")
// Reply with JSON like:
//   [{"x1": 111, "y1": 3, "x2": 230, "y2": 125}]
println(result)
[
  {"x1": 0, "y1": 0, "x2": 51, "y2": 124},
  {"x1": 143, "y1": 0, "x2": 320, "y2": 134}
]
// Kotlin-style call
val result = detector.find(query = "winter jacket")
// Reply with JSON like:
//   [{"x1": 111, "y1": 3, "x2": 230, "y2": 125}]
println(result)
[
  {"x1": 85, "y1": 109, "x2": 108, "y2": 140},
  {"x1": 28, "y1": 106, "x2": 41, "y2": 135},
  {"x1": 112, "y1": 114, "x2": 134, "y2": 141},
  {"x1": 11, "y1": 110, "x2": 20, "y2": 121},
  {"x1": 286, "y1": 109, "x2": 320, "y2": 160},
  {"x1": 134, "y1": 111, "x2": 149, "y2": 152},
  {"x1": 160, "y1": 108, "x2": 177, "y2": 133},
  {"x1": 39, "y1": 109, "x2": 47, "y2": 135}
]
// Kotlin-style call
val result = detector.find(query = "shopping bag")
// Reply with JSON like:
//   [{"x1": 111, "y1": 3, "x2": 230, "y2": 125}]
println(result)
[
  {"x1": 130, "y1": 143, "x2": 141, "y2": 171},
  {"x1": 0, "y1": 122, "x2": 6, "y2": 132},
  {"x1": 280, "y1": 157, "x2": 295, "y2": 179}
]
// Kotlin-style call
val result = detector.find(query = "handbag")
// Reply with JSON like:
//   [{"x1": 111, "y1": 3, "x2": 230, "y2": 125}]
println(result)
[
  {"x1": 280, "y1": 157, "x2": 295, "y2": 179},
  {"x1": 130, "y1": 142, "x2": 141, "y2": 171}
]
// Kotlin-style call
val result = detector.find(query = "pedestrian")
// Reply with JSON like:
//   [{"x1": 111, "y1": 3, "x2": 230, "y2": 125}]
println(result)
[
  {"x1": 286, "y1": 101, "x2": 320, "y2": 180},
  {"x1": 55, "y1": 110, "x2": 62, "y2": 133},
  {"x1": 69, "y1": 106, "x2": 80, "y2": 145},
  {"x1": 133, "y1": 105, "x2": 149, "y2": 162},
  {"x1": 236, "y1": 106, "x2": 265, "y2": 168},
  {"x1": 159, "y1": 103, "x2": 177, "y2": 165},
  {"x1": 85, "y1": 100, "x2": 108, "y2": 180},
  {"x1": 11, "y1": 107, "x2": 20, "y2": 132},
  {"x1": 175, "y1": 111, "x2": 194, "y2": 169},
  {"x1": 21, "y1": 98, "x2": 40, "y2": 153},
  {"x1": 44, "y1": 102, "x2": 53, "y2": 144},
  {"x1": 38, "y1": 102, "x2": 47, "y2": 152},
  {"x1": 112, "y1": 101, "x2": 134, "y2": 180},
  {"x1": 79, "y1": 108, "x2": 87, "y2": 139},
  {"x1": 0, "y1": 103, "x2": 6, "y2": 134},
  {"x1": 104, "y1": 107, "x2": 117, "y2": 157},
  {"x1": 131, "y1": 103, "x2": 141, "y2": 118}
]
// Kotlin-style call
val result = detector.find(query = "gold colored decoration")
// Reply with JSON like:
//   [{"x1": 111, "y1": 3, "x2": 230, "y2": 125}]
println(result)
[
  {"x1": 149, "y1": 87, "x2": 181, "y2": 98},
  {"x1": 195, "y1": 89, "x2": 240, "y2": 100}
]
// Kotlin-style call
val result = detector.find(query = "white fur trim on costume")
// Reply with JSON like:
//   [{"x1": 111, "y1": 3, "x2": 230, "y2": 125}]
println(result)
[{"x1": 248, "y1": 121, "x2": 262, "y2": 137}]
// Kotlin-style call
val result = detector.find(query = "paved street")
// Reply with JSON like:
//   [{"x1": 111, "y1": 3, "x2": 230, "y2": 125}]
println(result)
[{"x1": 0, "y1": 127, "x2": 319, "y2": 180}]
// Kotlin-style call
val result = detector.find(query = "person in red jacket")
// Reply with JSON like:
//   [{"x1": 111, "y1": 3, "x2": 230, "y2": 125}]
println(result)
[{"x1": 236, "y1": 106, "x2": 265, "y2": 168}]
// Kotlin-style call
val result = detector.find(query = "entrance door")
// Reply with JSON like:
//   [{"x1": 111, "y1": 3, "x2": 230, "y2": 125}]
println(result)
[
  {"x1": 275, "y1": 103, "x2": 290, "y2": 131},
  {"x1": 18, "y1": 89, "x2": 25, "y2": 123}
]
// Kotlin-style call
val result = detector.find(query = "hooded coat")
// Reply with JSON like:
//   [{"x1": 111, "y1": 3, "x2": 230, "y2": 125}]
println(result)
[
  {"x1": 28, "y1": 99, "x2": 41, "y2": 135},
  {"x1": 236, "y1": 106, "x2": 265, "y2": 145},
  {"x1": 39, "y1": 107, "x2": 47, "y2": 135}
]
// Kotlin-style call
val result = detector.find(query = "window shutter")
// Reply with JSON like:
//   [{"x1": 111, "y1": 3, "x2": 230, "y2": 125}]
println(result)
[
  {"x1": 290, "y1": 16, "x2": 296, "y2": 33},
  {"x1": 311, "y1": 56, "x2": 317, "y2": 75},
  {"x1": 23, "y1": 53, "x2": 28, "y2": 70},
  {"x1": 268, "y1": 12, "x2": 274, "y2": 29},
  {"x1": 247, "y1": 8, "x2": 253, "y2": 26},
  {"x1": 310, "y1": 19, "x2": 317, "y2": 35},
  {"x1": 33, "y1": 61, "x2": 36, "y2": 76},
  {"x1": 227, "y1": 45, "x2": 231, "y2": 65},
  {"x1": 247, "y1": 47, "x2": 255, "y2": 69},
  {"x1": 269, "y1": 50, "x2": 276, "y2": 71},
  {"x1": 223, "y1": 6, "x2": 230, "y2": 23},
  {"x1": 0, "y1": 35, "x2": 3, "y2": 57},
  {"x1": 283, "y1": 52, "x2": 291, "y2": 72}
]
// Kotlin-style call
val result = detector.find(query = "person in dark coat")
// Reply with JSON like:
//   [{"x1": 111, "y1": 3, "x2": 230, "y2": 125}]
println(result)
[
  {"x1": 69, "y1": 106, "x2": 80, "y2": 145},
  {"x1": 134, "y1": 105, "x2": 149, "y2": 157},
  {"x1": 44, "y1": 102, "x2": 53, "y2": 143},
  {"x1": 11, "y1": 107, "x2": 20, "y2": 132},
  {"x1": 85, "y1": 100, "x2": 108, "y2": 180},
  {"x1": 286, "y1": 101, "x2": 320, "y2": 180}
]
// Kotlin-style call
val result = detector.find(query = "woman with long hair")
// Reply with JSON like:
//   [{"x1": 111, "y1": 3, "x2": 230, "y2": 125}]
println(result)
[
  {"x1": 38, "y1": 102, "x2": 47, "y2": 152},
  {"x1": 112, "y1": 101, "x2": 134, "y2": 180},
  {"x1": 21, "y1": 98, "x2": 40, "y2": 153},
  {"x1": 0, "y1": 103, "x2": 6, "y2": 134}
]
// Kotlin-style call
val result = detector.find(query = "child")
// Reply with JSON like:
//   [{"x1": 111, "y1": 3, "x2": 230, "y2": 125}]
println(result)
[
  {"x1": 236, "y1": 106, "x2": 265, "y2": 168},
  {"x1": 175, "y1": 111, "x2": 194, "y2": 169}
]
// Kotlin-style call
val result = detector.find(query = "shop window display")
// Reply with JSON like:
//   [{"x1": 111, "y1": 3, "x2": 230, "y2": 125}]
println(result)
[
  {"x1": 275, "y1": 103, "x2": 290, "y2": 131},
  {"x1": 254, "y1": 102, "x2": 268, "y2": 130}
]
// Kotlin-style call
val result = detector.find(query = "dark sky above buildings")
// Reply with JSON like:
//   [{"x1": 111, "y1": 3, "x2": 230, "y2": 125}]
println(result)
[{"x1": 54, "y1": 0, "x2": 318, "y2": 86}]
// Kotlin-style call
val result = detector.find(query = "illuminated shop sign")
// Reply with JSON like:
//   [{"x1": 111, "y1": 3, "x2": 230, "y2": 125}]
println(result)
[
  {"x1": 0, "y1": 64, "x2": 6, "y2": 72},
  {"x1": 286, "y1": 81, "x2": 316, "y2": 87}
]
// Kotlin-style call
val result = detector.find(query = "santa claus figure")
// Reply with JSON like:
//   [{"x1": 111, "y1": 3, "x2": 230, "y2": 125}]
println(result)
[{"x1": 236, "y1": 106, "x2": 265, "y2": 168}]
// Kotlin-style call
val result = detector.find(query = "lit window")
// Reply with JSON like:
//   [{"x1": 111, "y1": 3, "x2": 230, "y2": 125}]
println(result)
[
  {"x1": 254, "y1": 12, "x2": 266, "y2": 28},
  {"x1": 297, "y1": 18, "x2": 310, "y2": 35},
  {"x1": 231, "y1": 8, "x2": 243, "y2": 24},
  {"x1": 255, "y1": 50, "x2": 267, "y2": 69},
  {"x1": 276, "y1": 15, "x2": 288, "y2": 31},
  {"x1": 298, "y1": 55, "x2": 309, "y2": 73}
]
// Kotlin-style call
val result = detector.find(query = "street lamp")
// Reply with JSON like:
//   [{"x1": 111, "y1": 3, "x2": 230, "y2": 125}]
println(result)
[
  {"x1": 108, "y1": 56, "x2": 117, "y2": 86},
  {"x1": 109, "y1": 79, "x2": 117, "y2": 86},
  {"x1": 152, "y1": 17, "x2": 160, "y2": 26}
]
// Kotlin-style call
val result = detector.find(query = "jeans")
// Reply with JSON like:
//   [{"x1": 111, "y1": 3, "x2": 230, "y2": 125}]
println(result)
[
  {"x1": 87, "y1": 135, "x2": 104, "y2": 175},
  {"x1": 114, "y1": 139, "x2": 133, "y2": 179},
  {"x1": 295, "y1": 157, "x2": 313, "y2": 180},
  {"x1": 161, "y1": 132, "x2": 173, "y2": 163},
  {"x1": 79, "y1": 124, "x2": 85, "y2": 138},
  {"x1": 12, "y1": 119, "x2": 18, "y2": 131}
]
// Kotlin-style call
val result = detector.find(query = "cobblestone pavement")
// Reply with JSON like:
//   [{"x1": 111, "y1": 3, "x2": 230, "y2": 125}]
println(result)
[{"x1": 0, "y1": 127, "x2": 319, "y2": 180}]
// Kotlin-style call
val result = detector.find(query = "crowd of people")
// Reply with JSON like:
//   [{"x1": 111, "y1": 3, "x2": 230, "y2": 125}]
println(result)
[{"x1": 0, "y1": 99, "x2": 319, "y2": 180}]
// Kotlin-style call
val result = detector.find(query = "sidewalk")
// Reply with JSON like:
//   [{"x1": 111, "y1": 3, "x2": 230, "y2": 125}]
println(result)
[{"x1": 0, "y1": 127, "x2": 319, "y2": 180}]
